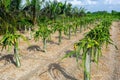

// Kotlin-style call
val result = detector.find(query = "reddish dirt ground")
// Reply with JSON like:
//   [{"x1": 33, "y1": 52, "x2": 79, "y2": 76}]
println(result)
[{"x1": 0, "y1": 22, "x2": 120, "y2": 80}]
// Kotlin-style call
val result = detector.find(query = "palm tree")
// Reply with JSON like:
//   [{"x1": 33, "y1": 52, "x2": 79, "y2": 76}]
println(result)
[
  {"x1": 0, "y1": 0, "x2": 16, "y2": 35},
  {"x1": 9, "y1": 0, "x2": 22, "y2": 11}
]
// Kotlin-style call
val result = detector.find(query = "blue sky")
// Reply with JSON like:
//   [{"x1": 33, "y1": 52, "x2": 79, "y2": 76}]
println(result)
[
  {"x1": 56, "y1": 0, "x2": 120, "y2": 12},
  {"x1": 22, "y1": 0, "x2": 120, "y2": 12}
]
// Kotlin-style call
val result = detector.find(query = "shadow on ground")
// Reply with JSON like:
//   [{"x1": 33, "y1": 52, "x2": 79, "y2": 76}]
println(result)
[
  {"x1": 48, "y1": 63, "x2": 77, "y2": 80},
  {"x1": 0, "y1": 54, "x2": 15, "y2": 66},
  {"x1": 27, "y1": 45, "x2": 42, "y2": 52},
  {"x1": 65, "y1": 50, "x2": 82, "y2": 59},
  {"x1": 55, "y1": 36, "x2": 69, "y2": 40},
  {"x1": 47, "y1": 40, "x2": 59, "y2": 45}
]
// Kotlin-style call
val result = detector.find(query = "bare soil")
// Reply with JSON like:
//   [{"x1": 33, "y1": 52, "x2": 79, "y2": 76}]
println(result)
[{"x1": 0, "y1": 22, "x2": 120, "y2": 80}]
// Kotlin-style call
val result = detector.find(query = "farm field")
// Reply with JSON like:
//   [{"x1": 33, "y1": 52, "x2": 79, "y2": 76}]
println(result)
[
  {"x1": 0, "y1": 21, "x2": 119, "y2": 80},
  {"x1": 0, "y1": 0, "x2": 120, "y2": 80}
]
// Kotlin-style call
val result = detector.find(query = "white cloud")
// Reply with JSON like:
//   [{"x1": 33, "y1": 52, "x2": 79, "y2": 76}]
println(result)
[
  {"x1": 68, "y1": 0, "x2": 83, "y2": 5},
  {"x1": 104, "y1": 0, "x2": 120, "y2": 4},
  {"x1": 49, "y1": 0, "x2": 120, "y2": 6},
  {"x1": 85, "y1": 0, "x2": 97, "y2": 5},
  {"x1": 55, "y1": 0, "x2": 97, "y2": 5}
]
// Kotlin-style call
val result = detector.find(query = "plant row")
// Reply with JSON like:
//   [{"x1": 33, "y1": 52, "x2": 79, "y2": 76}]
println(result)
[
  {"x1": 0, "y1": 15, "x2": 98, "y2": 67},
  {"x1": 63, "y1": 17, "x2": 117, "y2": 80}
]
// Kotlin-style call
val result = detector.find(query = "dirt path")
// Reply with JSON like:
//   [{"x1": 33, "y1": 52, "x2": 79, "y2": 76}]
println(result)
[{"x1": 111, "y1": 21, "x2": 120, "y2": 80}]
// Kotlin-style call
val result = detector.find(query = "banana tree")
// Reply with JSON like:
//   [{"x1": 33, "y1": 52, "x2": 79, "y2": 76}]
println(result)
[
  {"x1": 34, "y1": 23, "x2": 52, "y2": 52},
  {"x1": 0, "y1": 31, "x2": 26, "y2": 67},
  {"x1": 24, "y1": 0, "x2": 44, "y2": 25}
]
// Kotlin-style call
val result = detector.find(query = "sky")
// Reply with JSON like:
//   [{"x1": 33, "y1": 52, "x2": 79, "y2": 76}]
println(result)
[
  {"x1": 55, "y1": 0, "x2": 120, "y2": 12},
  {"x1": 22, "y1": 0, "x2": 120, "y2": 12}
]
